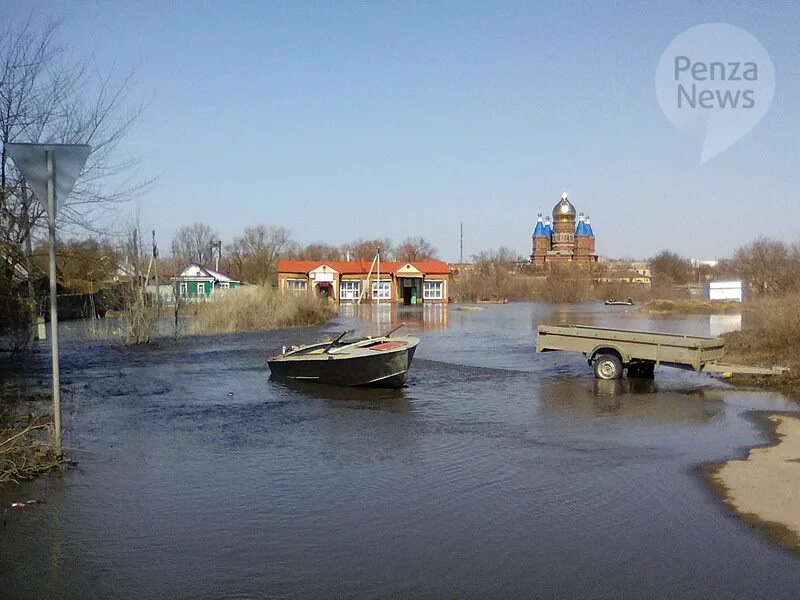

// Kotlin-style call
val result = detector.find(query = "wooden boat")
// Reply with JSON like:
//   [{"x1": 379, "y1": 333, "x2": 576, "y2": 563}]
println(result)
[
  {"x1": 604, "y1": 298, "x2": 634, "y2": 306},
  {"x1": 268, "y1": 331, "x2": 419, "y2": 388}
]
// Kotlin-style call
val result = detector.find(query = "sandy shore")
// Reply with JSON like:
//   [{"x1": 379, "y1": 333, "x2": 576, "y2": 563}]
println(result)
[{"x1": 711, "y1": 415, "x2": 800, "y2": 550}]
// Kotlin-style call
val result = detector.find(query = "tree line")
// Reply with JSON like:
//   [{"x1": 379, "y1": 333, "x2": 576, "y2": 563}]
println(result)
[
  {"x1": 649, "y1": 238, "x2": 800, "y2": 297},
  {"x1": 168, "y1": 222, "x2": 439, "y2": 286}
]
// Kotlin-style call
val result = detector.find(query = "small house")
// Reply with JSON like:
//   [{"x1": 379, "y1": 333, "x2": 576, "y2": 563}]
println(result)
[
  {"x1": 172, "y1": 263, "x2": 241, "y2": 300},
  {"x1": 276, "y1": 259, "x2": 450, "y2": 304}
]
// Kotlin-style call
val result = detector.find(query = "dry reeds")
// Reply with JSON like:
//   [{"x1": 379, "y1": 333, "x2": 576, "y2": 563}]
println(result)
[
  {"x1": 0, "y1": 413, "x2": 61, "y2": 485},
  {"x1": 191, "y1": 286, "x2": 332, "y2": 333},
  {"x1": 723, "y1": 292, "x2": 800, "y2": 396}
]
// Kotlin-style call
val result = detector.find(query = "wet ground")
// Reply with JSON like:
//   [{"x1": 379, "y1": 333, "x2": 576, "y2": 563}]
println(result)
[{"x1": 1, "y1": 303, "x2": 799, "y2": 599}]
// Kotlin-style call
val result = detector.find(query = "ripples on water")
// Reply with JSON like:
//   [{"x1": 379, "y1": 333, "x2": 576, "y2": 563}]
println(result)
[{"x1": 1, "y1": 303, "x2": 799, "y2": 599}]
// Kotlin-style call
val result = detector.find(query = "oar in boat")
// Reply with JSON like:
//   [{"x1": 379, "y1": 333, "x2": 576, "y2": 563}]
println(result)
[
  {"x1": 324, "y1": 331, "x2": 350, "y2": 353},
  {"x1": 383, "y1": 324, "x2": 405, "y2": 338}
]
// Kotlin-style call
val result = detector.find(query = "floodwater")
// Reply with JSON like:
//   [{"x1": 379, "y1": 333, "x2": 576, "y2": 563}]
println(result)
[{"x1": 1, "y1": 303, "x2": 799, "y2": 599}]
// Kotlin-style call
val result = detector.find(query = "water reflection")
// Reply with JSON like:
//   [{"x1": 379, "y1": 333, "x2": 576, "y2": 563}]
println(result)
[
  {"x1": 709, "y1": 313, "x2": 742, "y2": 337},
  {"x1": 276, "y1": 378, "x2": 411, "y2": 412},
  {"x1": 538, "y1": 375, "x2": 723, "y2": 423},
  {"x1": 337, "y1": 303, "x2": 448, "y2": 334},
  {"x1": 593, "y1": 378, "x2": 657, "y2": 397}
]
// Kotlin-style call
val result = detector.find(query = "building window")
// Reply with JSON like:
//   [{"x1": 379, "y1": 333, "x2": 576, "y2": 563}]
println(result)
[
  {"x1": 340, "y1": 280, "x2": 360, "y2": 300},
  {"x1": 179, "y1": 282, "x2": 188, "y2": 296},
  {"x1": 219, "y1": 281, "x2": 230, "y2": 290},
  {"x1": 423, "y1": 280, "x2": 443, "y2": 300},
  {"x1": 197, "y1": 282, "x2": 206, "y2": 296},
  {"x1": 372, "y1": 280, "x2": 391, "y2": 300},
  {"x1": 287, "y1": 279, "x2": 307, "y2": 293}
]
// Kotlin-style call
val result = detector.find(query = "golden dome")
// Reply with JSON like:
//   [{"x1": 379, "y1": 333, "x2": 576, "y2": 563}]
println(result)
[{"x1": 552, "y1": 192, "x2": 576, "y2": 220}]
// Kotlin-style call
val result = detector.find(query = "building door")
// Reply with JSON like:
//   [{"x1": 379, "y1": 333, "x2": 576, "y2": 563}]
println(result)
[
  {"x1": 400, "y1": 278, "x2": 419, "y2": 305},
  {"x1": 316, "y1": 282, "x2": 332, "y2": 303}
]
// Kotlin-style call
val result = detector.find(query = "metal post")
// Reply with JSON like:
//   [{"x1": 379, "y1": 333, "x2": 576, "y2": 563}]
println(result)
[
  {"x1": 376, "y1": 249, "x2": 380, "y2": 306},
  {"x1": 46, "y1": 150, "x2": 61, "y2": 456},
  {"x1": 460, "y1": 221, "x2": 463, "y2": 264},
  {"x1": 153, "y1": 230, "x2": 159, "y2": 309}
]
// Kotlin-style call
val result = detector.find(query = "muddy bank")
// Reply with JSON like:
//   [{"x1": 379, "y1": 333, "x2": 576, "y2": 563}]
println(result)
[{"x1": 707, "y1": 414, "x2": 800, "y2": 552}]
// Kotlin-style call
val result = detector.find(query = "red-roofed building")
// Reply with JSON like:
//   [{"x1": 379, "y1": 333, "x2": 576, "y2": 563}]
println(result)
[{"x1": 277, "y1": 259, "x2": 450, "y2": 304}]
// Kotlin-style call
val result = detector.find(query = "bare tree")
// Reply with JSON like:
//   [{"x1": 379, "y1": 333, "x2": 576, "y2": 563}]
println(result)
[
  {"x1": 292, "y1": 243, "x2": 343, "y2": 261},
  {"x1": 341, "y1": 238, "x2": 394, "y2": 261},
  {"x1": 0, "y1": 17, "x2": 148, "y2": 338},
  {"x1": 171, "y1": 223, "x2": 218, "y2": 266},
  {"x1": 733, "y1": 237, "x2": 797, "y2": 297},
  {"x1": 123, "y1": 222, "x2": 156, "y2": 345},
  {"x1": 650, "y1": 250, "x2": 693, "y2": 285},
  {"x1": 471, "y1": 247, "x2": 522, "y2": 272},
  {"x1": 396, "y1": 236, "x2": 438, "y2": 262},
  {"x1": 227, "y1": 224, "x2": 293, "y2": 285},
  {"x1": 1, "y1": 18, "x2": 148, "y2": 237}
]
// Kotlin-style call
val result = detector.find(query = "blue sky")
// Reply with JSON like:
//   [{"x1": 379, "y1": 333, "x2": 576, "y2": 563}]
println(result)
[{"x1": 4, "y1": 1, "x2": 799, "y2": 261}]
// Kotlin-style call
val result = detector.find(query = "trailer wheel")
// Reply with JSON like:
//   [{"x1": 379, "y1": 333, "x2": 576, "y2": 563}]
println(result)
[{"x1": 594, "y1": 354, "x2": 623, "y2": 380}]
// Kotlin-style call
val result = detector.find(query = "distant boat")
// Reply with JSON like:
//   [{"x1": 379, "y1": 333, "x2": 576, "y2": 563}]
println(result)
[
  {"x1": 268, "y1": 330, "x2": 419, "y2": 388},
  {"x1": 605, "y1": 298, "x2": 634, "y2": 306},
  {"x1": 477, "y1": 298, "x2": 509, "y2": 304}
]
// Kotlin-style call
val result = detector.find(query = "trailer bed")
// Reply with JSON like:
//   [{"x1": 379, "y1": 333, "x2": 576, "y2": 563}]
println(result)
[{"x1": 536, "y1": 324, "x2": 787, "y2": 379}]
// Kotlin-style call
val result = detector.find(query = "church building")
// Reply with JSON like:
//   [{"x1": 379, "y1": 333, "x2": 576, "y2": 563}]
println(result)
[{"x1": 530, "y1": 193, "x2": 597, "y2": 264}]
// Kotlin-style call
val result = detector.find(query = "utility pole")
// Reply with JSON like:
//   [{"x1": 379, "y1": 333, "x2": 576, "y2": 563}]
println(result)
[
  {"x1": 211, "y1": 240, "x2": 222, "y2": 272},
  {"x1": 460, "y1": 221, "x2": 463, "y2": 264},
  {"x1": 152, "y1": 230, "x2": 159, "y2": 309},
  {"x1": 20, "y1": 183, "x2": 37, "y2": 332},
  {"x1": 376, "y1": 247, "x2": 380, "y2": 306}
]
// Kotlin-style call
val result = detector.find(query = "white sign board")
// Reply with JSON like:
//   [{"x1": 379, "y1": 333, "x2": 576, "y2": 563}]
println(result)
[{"x1": 707, "y1": 280, "x2": 743, "y2": 302}]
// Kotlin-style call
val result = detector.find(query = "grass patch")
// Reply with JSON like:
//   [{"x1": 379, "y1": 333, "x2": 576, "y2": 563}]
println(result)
[
  {"x1": 190, "y1": 286, "x2": 333, "y2": 333},
  {"x1": 640, "y1": 299, "x2": 743, "y2": 314}
]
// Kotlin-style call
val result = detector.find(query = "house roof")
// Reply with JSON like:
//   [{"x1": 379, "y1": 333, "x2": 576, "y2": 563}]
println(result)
[
  {"x1": 277, "y1": 259, "x2": 451, "y2": 276},
  {"x1": 174, "y1": 263, "x2": 240, "y2": 283}
]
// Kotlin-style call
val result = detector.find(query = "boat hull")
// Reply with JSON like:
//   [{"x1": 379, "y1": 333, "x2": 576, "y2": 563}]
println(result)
[{"x1": 268, "y1": 345, "x2": 417, "y2": 388}]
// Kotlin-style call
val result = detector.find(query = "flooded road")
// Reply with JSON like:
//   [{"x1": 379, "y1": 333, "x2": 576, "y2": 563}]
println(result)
[{"x1": 2, "y1": 303, "x2": 799, "y2": 599}]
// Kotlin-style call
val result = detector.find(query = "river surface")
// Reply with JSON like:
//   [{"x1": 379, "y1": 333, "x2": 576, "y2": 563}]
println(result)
[{"x1": 1, "y1": 303, "x2": 798, "y2": 599}]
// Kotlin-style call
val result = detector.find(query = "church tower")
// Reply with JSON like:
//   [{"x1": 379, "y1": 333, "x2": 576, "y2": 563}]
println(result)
[
  {"x1": 531, "y1": 213, "x2": 551, "y2": 263},
  {"x1": 528, "y1": 192, "x2": 597, "y2": 266},
  {"x1": 551, "y1": 193, "x2": 576, "y2": 255},
  {"x1": 575, "y1": 212, "x2": 592, "y2": 260}
]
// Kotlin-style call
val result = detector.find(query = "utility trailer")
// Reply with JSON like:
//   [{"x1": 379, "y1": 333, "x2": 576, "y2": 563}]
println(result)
[{"x1": 536, "y1": 324, "x2": 789, "y2": 380}]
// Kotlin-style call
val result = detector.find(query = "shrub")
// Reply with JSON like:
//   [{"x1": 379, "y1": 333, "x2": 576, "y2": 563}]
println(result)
[{"x1": 191, "y1": 286, "x2": 332, "y2": 333}]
